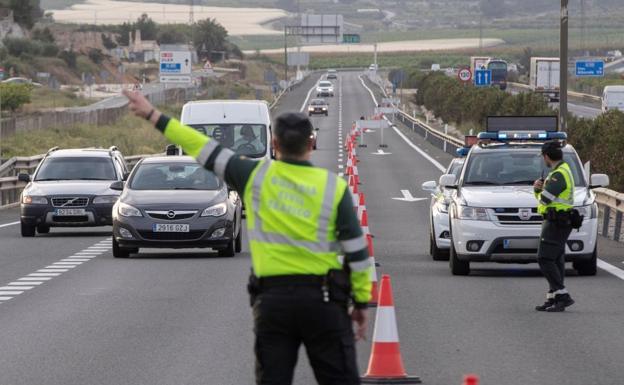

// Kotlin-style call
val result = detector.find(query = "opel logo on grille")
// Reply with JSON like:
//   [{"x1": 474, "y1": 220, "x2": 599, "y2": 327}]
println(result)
[
  {"x1": 519, "y1": 208, "x2": 532, "y2": 221},
  {"x1": 167, "y1": 210, "x2": 176, "y2": 219}
]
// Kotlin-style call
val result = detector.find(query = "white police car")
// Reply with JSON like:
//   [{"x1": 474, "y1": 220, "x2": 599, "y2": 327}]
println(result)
[
  {"x1": 441, "y1": 117, "x2": 609, "y2": 276},
  {"x1": 422, "y1": 157, "x2": 465, "y2": 260}
]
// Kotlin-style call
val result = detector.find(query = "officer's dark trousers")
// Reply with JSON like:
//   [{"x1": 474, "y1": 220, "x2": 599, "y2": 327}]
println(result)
[
  {"x1": 537, "y1": 219, "x2": 573, "y2": 292},
  {"x1": 253, "y1": 285, "x2": 360, "y2": 385}
]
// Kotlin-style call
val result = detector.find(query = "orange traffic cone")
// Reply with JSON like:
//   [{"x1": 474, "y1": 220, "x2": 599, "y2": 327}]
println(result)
[
  {"x1": 367, "y1": 236, "x2": 378, "y2": 307},
  {"x1": 353, "y1": 166, "x2": 360, "y2": 185},
  {"x1": 462, "y1": 374, "x2": 479, "y2": 385},
  {"x1": 360, "y1": 208, "x2": 370, "y2": 235},
  {"x1": 361, "y1": 275, "x2": 421, "y2": 384},
  {"x1": 349, "y1": 175, "x2": 359, "y2": 194}
]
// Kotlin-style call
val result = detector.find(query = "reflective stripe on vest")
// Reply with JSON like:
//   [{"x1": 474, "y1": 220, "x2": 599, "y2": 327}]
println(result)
[{"x1": 248, "y1": 160, "x2": 340, "y2": 253}]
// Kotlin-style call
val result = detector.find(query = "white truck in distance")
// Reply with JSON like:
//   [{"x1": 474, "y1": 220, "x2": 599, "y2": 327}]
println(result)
[
  {"x1": 530, "y1": 57, "x2": 560, "y2": 102},
  {"x1": 602, "y1": 85, "x2": 624, "y2": 113}
]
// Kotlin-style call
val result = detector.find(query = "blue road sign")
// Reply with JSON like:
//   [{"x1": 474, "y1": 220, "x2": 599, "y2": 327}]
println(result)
[
  {"x1": 576, "y1": 60, "x2": 604, "y2": 77},
  {"x1": 474, "y1": 69, "x2": 492, "y2": 87},
  {"x1": 160, "y1": 63, "x2": 182, "y2": 74}
]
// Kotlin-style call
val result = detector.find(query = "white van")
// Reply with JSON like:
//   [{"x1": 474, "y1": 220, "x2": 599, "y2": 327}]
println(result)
[
  {"x1": 180, "y1": 100, "x2": 273, "y2": 160},
  {"x1": 602, "y1": 85, "x2": 624, "y2": 113}
]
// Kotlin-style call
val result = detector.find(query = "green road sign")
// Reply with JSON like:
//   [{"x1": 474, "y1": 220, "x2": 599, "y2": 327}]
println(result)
[{"x1": 343, "y1": 34, "x2": 361, "y2": 44}]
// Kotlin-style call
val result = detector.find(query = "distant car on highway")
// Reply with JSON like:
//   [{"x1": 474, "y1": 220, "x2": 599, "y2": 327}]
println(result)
[
  {"x1": 2, "y1": 77, "x2": 42, "y2": 87},
  {"x1": 442, "y1": 117, "x2": 609, "y2": 276},
  {"x1": 18, "y1": 147, "x2": 128, "y2": 237},
  {"x1": 316, "y1": 80, "x2": 334, "y2": 97},
  {"x1": 307, "y1": 98, "x2": 329, "y2": 117},
  {"x1": 326, "y1": 69, "x2": 337, "y2": 79},
  {"x1": 111, "y1": 156, "x2": 243, "y2": 258},
  {"x1": 421, "y1": 157, "x2": 465, "y2": 260}
]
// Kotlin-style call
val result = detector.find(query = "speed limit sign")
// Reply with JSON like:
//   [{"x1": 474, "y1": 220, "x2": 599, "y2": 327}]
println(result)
[{"x1": 458, "y1": 68, "x2": 472, "y2": 83}]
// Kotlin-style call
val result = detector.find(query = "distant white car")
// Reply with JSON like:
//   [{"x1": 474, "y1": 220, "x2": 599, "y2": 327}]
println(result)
[
  {"x1": 326, "y1": 69, "x2": 337, "y2": 79},
  {"x1": 316, "y1": 80, "x2": 334, "y2": 97},
  {"x1": 2, "y1": 77, "x2": 42, "y2": 87}
]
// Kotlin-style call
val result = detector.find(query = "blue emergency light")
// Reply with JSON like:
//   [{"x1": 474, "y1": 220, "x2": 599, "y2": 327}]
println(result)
[
  {"x1": 477, "y1": 131, "x2": 567, "y2": 141},
  {"x1": 478, "y1": 116, "x2": 566, "y2": 142},
  {"x1": 456, "y1": 147, "x2": 470, "y2": 157}
]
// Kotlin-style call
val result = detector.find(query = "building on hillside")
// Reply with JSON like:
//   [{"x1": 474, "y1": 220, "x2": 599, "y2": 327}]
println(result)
[
  {"x1": 0, "y1": 9, "x2": 27, "y2": 42},
  {"x1": 129, "y1": 29, "x2": 160, "y2": 63}
]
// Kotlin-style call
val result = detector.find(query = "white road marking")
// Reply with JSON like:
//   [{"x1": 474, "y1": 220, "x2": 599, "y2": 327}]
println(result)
[
  {"x1": 597, "y1": 260, "x2": 624, "y2": 281},
  {"x1": 0, "y1": 238, "x2": 108, "y2": 302},
  {"x1": 0, "y1": 221, "x2": 20, "y2": 229},
  {"x1": 338, "y1": 165, "x2": 344, "y2": 169},
  {"x1": 392, "y1": 189, "x2": 429, "y2": 202},
  {"x1": 29, "y1": 273, "x2": 62, "y2": 277},
  {"x1": 38, "y1": 269, "x2": 70, "y2": 273},
  {"x1": 373, "y1": 149, "x2": 392, "y2": 155},
  {"x1": 339, "y1": 172, "x2": 344, "y2": 177}
]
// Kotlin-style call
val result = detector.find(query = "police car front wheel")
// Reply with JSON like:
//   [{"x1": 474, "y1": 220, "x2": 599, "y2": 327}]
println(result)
[{"x1": 449, "y1": 240, "x2": 470, "y2": 276}]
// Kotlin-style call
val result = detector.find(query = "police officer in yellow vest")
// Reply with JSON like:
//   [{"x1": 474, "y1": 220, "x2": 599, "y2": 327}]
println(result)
[
  {"x1": 124, "y1": 90, "x2": 371, "y2": 384},
  {"x1": 533, "y1": 141, "x2": 575, "y2": 312}
]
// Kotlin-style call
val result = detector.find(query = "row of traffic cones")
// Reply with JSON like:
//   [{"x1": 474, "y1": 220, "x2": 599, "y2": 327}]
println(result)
[{"x1": 345, "y1": 118, "x2": 478, "y2": 385}]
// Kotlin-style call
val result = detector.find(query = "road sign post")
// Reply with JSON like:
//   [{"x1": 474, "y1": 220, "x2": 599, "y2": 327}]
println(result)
[{"x1": 474, "y1": 69, "x2": 492, "y2": 87}]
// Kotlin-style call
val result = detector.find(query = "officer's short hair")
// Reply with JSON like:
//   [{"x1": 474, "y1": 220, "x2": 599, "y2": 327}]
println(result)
[
  {"x1": 273, "y1": 112, "x2": 313, "y2": 156},
  {"x1": 541, "y1": 141, "x2": 563, "y2": 161}
]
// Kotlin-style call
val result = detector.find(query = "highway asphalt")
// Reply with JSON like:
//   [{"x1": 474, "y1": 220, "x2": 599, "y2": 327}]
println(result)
[{"x1": 0, "y1": 71, "x2": 622, "y2": 385}]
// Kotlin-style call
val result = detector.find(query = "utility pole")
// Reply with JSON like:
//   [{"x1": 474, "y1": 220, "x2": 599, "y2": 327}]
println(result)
[
  {"x1": 189, "y1": 0, "x2": 194, "y2": 24},
  {"x1": 478, "y1": 13, "x2": 483, "y2": 54},
  {"x1": 560, "y1": 0, "x2": 569, "y2": 132},
  {"x1": 284, "y1": 27, "x2": 288, "y2": 86},
  {"x1": 580, "y1": 0, "x2": 586, "y2": 54}
]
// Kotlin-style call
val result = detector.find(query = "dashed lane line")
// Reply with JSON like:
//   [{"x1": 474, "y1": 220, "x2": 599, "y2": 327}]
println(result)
[
  {"x1": 0, "y1": 221, "x2": 19, "y2": 229},
  {"x1": 0, "y1": 237, "x2": 111, "y2": 303}
]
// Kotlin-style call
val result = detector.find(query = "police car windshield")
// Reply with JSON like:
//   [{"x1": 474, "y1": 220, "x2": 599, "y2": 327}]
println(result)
[
  {"x1": 189, "y1": 124, "x2": 267, "y2": 158},
  {"x1": 463, "y1": 151, "x2": 585, "y2": 187},
  {"x1": 35, "y1": 157, "x2": 117, "y2": 181},
  {"x1": 130, "y1": 163, "x2": 221, "y2": 190}
]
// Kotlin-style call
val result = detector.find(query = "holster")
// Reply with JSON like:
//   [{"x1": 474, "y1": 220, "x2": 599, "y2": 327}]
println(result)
[
  {"x1": 247, "y1": 274, "x2": 261, "y2": 307},
  {"x1": 325, "y1": 269, "x2": 352, "y2": 304}
]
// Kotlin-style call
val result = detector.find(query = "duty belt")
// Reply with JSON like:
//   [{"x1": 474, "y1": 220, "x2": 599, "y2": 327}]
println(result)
[{"x1": 258, "y1": 274, "x2": 325, "y2": 289}]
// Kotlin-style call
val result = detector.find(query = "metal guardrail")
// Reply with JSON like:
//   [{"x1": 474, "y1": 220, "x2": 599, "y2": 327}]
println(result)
[
  {"x1": 508, "y1": 82, "x2": 602, "y2": 104},
  {"x1": 365, "y1": 73, "x2": 623, "y2": 243}
]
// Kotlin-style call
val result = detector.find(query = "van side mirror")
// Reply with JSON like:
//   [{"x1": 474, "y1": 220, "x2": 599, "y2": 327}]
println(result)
[
  {"x1": 589, "y1": 174, "x2": 609, "y2": 189},
  {"x1": 110, "y1": 181, "x2": 124, "y2": 191},
  {"x1": 439, "y1": 174, "x2": 457, "y2": 189},
  {"x1": 18, "y1": 173, "x2": 31, "y2": 182}
]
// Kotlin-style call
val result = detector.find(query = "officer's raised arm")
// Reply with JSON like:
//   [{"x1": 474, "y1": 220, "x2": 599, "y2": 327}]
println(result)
[{"x1": 123, "y1": 90, "x2": 250, "y2": 192}]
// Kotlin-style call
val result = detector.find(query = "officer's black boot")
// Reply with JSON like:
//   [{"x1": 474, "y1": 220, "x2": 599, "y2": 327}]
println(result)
[
  {"x1": 535, "y1": 297, "x2": 555, "y2": 312},
  {"x1": 545, "y1": 293, "x2": 574, "y2": 312}
]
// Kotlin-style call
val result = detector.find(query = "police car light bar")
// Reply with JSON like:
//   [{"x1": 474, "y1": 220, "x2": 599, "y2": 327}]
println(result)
[{"x1": 477, "y1": 131, "x2": 567, "y2": 141}]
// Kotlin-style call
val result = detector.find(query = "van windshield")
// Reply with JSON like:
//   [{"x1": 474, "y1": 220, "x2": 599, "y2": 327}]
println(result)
[
  {"x1": 463, "y1": 151, "x2": 586, "y2": 187},
  {"x1": 189, "y1": 124, "x2": 268, "y2": 158}
]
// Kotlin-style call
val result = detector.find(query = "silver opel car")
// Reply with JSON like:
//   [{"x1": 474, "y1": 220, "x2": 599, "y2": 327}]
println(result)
[{"x1": 111, "y1": 156, "x2": 242, "y2": 258}]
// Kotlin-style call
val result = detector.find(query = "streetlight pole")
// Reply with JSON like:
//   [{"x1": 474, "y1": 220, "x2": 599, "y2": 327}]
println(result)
[
  {"x1": 560, "y1": 0, "x2": 569, "y2": 132},
  {"x1": 284, "y1": 26, "x2": 288, "y2": 86}
]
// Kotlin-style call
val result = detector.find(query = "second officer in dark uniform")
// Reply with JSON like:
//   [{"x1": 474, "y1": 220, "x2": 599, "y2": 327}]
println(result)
[{"x1": 533, "y1": 141, "x2": 577, "y2": 312}]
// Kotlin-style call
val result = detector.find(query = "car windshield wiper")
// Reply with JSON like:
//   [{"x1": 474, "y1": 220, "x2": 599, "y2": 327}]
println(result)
[
  {"x1": 34, "y1": 178, "x2": 72, "y2": 181},
  {"x1": 172, "y1": 187, "x2": 203, "y2": 190},
  {"x1": 464, "y1": 181, "x2": 499, "y2": 186},
  {"x1": 75, "y1": 178, "x2": 113, "y2": 180},
  {"x1": 502, "y1": 180, "x2": 535, "y2": 185}
]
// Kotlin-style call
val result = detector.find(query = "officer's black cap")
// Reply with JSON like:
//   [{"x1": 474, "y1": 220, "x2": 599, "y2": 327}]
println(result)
[
  {"x1": 541, "y1": 140, "x2": 563, "y2": 160},
  {"x1": 273, "y1": 112, "x2": 313, "y2": 139}
]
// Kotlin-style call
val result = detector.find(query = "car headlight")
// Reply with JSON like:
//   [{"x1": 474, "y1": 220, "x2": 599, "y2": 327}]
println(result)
[
  {"x1": 201, "y1": 202, "x2": 227, "y2": 217},
  {"x1": 576, "y1": 204, "x2": 597, "y2": 219},
  {"x1": 118, "y1": 202, "x2": 142, "y2": 217},
  {"x1": 93, "y1": 196, "x2": 119, "y2": 204},
  {"x1": 457, "y1": 206, "x2": 489, "y2": 221},
  {"x1": 22, "y1": 195, "x2": 47, "y2": 205},
  {"x1": 322, "y1": 107, "x2": 327, "y2": 110}
]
